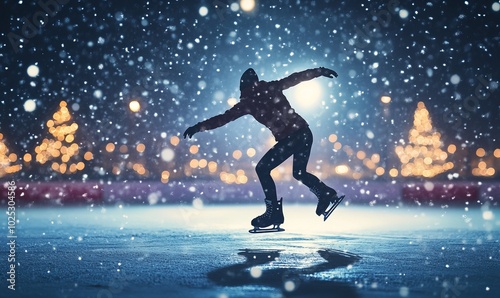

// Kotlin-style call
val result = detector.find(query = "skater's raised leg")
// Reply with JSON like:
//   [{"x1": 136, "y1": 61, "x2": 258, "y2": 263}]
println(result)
[{"x1": 288, "y1": 128, "x2": 340, "y2": 216}]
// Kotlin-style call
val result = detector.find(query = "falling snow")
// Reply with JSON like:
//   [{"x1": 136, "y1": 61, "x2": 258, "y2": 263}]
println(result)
[
  {"x1": 0, "y1": 3, "x2": 499, "y2": 298},
  {"x1": 1, "y1": 1, "x2": 498, "y2": 183}
]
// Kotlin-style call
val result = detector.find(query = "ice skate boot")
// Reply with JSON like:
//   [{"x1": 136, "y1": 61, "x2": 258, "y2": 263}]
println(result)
[
  {"x1": 249, "y1": 198, "x2": 285, "y2": 233},
  {"x1": 311, "y1": 183, "x2": 345, "y2": 221}
]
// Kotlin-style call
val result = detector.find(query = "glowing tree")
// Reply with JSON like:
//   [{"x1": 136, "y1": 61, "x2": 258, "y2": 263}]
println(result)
[
  {"x1": 395, "y1": 101, "x2": 454, "y2": 178},
  {"x1": 34, "y1": 101, "x2": 86, "y2": 174},
  {"x1": 0, "y1": 133, "x2": 21, "y2": 177}
]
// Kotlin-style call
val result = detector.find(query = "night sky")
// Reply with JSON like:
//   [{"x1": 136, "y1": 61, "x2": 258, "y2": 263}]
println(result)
[{"x1": 1, "y1": 0, "x2": 499, "y2": 181}]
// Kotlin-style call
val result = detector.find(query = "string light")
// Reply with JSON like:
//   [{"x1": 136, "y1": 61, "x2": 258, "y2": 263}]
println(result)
[
  {"x1": 3, "y1": 99, "x2": 499, "y2": 181},
  {"x1": 34, "y1": 101, "x2": 87, "y2": 174},
  {"x1": 0, "y1": 133, "x2": 22, "y2": 177},
  {"x1": 395, "y1": 101, "x2": 454, "y2": 178}
]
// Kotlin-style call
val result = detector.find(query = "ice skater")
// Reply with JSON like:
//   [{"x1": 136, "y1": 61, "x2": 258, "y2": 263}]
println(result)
[{"x1": 183, "y1": 67, "x2": 344, "y2": 233}]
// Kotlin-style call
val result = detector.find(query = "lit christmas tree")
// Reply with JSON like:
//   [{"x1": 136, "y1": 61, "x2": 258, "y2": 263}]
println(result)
[
  {"x1": 395, "y1": 101, "x2": 454, "y2": 178},
  {"x1": 0, "y1": 133, "x2": 22, "y2": 177},
  {"x1": 34, "y1": 101, "x2": 88, "y2": 174}
]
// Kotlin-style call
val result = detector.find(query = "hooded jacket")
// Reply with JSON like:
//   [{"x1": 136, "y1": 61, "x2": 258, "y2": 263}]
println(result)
[{"x1": 196, "y1": 67, "x2": 325, "y2": 141}]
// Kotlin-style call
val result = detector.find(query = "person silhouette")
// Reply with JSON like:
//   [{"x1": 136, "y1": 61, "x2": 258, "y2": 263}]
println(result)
[{"x1": 184, "y1": 67, "x2": 342, "y2": 232}]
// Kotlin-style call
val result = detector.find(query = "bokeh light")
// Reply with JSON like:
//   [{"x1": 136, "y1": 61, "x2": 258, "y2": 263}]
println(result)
[
  {"x1": 290, "y1": 79, "x2": 323, "y2": 110},
  {"x1": 476, "y1": 148, "x2": 486, "y2": 157},
  {"x1": 129, "y1": 100, "x2": 141, "y2": 112},
  {"x1": 380, "y1": 96, "x2": 391, "y2": 104},
  {"x1": 105, "y1": 143, "x2": 115, "y2": 152},
  {"x1": 24, "y1": 99, "x2": 37, "y2": 112},
  {"x1": 227, "y1": 97, "x2": 238, "y2": 107},
  {"x1": 240, "y1": 0, "x2": 256, "y2": 12},
  {"x1": 395, "y1": 102, "x2": 453, "y2": 178},
  {"x1": 399, "y1": 9, "x2": 409, "y2": 19},
  {"x1": 136, "y1": 143, "x2": 146, "y2": 153},
  {"x1": 198, "y1": 6, "x2": 208, "y2": 17},
  {"x1": 27, "y1": 65, "x2": 39, "y2": 77},
  {"x1": 161, "y1": 148, "x2": 175, "y2": 162},
  {"x1": 493, "y1": 2, "x2": 500, "y2": 12},
  {"x1": 32, "y1": 101, "x2": 85, "y2": 174},
  {"x1": 246, "y1": 148, "x2": 256, "y2": 157}
]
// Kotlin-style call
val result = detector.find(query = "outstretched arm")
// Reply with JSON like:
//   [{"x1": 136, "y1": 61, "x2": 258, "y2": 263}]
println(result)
[
  {"x1": 183, "y1": 102, "x2": 247, "y2": 139},
  {"x1": 278, "y1": 67, "x2": 338, "y2": 90}
]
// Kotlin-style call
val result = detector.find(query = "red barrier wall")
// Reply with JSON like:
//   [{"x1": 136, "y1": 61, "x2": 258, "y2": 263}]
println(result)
[
  {"x1": 402, "y1": 182, "x2": 479, "y2": 205},
  {"x1": 0, "y1": 181, "x2": 103, "y2": 206}
]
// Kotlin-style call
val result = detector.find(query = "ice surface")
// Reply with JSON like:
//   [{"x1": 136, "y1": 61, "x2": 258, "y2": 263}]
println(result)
[{"x1": 2, "y1": 204, "x2": 499, "y2": 298}]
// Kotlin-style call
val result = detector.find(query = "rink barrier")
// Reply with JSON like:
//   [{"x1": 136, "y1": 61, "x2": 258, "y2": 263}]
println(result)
[
  {"x1": 401, "y1": 182, "x2": 480, "y2": 205},
  {"x1": 0, "y1": 180, "x2": 498, "y2": 206},
  {"x1": 0, "y1": 181, "x2": 103, "y2": 206}
]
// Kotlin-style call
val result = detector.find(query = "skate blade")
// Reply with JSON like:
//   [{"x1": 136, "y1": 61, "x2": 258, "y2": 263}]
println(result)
[
  {"x1": 323, "y1": 195, "x2": 345, "y2": 221},
  {"x1": 248, "y1": 224, "x2": 285, "y2": 234}
]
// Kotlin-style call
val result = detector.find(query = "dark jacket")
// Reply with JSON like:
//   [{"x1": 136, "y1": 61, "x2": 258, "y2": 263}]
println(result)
[{"x1": 197, "y1": 68, "x2": 324, "y2": 141}]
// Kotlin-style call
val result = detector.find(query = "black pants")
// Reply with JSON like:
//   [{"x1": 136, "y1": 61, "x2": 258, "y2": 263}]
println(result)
[{"x1": 256, "y1": 126, "x2": 321, "y2": 201}]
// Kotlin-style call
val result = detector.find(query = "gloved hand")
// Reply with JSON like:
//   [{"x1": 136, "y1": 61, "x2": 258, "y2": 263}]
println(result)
[
  {"x1": 319, "y1": 67, "x2": 338, "y2": 78},
  {"x1": 183, "y1": 124, "x2": 201, "y2": 139}
]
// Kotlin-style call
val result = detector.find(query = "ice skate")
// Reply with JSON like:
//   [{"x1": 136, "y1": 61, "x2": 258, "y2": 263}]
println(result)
[
  {"x1": 322, "y1": 195, "x2": 345, "y2": 221},
  {"x1": 311, "y1": 183, "x2": 344, "y2": 221},
  {"x1": 249, "y1": 198, "x2": 285, "y2": 233}
]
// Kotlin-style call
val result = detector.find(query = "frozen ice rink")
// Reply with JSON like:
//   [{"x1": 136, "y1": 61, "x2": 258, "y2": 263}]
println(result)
[{"x1": 2, "y1": 203, "x2": 499, "y2": 298}]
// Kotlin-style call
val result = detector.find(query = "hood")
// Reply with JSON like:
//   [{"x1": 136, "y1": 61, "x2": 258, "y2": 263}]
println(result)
[{"x1": 239, "y1": 68, "x2": 259, "y2": 92}]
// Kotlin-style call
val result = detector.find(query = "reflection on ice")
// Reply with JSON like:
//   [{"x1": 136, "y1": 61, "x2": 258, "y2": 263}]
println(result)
[{"x1": 207, "y1": 248, "x2": 361, "y2": 296}]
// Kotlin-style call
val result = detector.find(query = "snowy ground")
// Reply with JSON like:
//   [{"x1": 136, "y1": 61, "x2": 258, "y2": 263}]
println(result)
[{"x1": 2, "y1": 203, "x2": 499, "y2": 298}]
